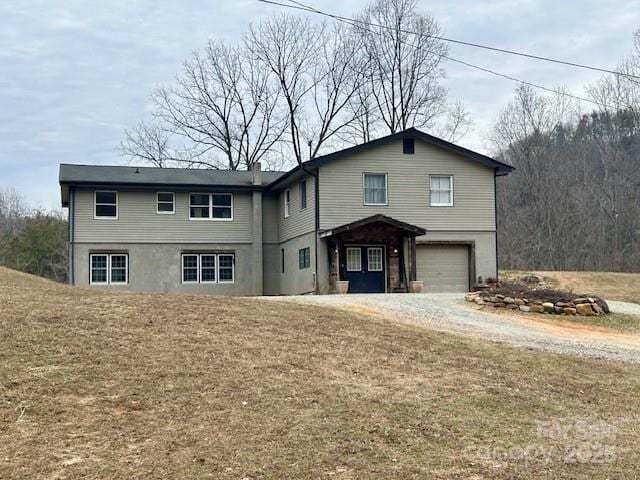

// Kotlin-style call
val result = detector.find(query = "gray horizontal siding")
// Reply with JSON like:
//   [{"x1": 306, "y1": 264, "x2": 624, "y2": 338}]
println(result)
[
  {"x1": 262, "y1": 194, "x2": 279, "y2": 244},
  {"x1": 318, "y1": 139, "x2": 496, "y2": 233},
  {"x1": 74, "y1": 189, "x2": 253, "y2": 243},
  {"x1": 278, "y1": 174, "x2": 315, "y2": 242}
]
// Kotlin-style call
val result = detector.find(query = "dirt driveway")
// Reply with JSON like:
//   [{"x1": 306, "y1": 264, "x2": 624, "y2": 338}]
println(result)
[{"x1": 265, "y1": 293, "x2": 640, "y2": 363}]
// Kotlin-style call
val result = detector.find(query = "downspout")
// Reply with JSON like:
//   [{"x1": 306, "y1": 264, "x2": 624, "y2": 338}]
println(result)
[
  {"x1": 301, "y1": 164, "x2": 320, "y2": 293},
  {"x1": 494, "y1": 171, "x2": 499, "y2": 283}
]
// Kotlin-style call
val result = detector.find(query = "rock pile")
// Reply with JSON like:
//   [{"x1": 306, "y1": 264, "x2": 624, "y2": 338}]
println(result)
[{"x1": 464, "y1": 292, "x2": 606, "y2": 316}]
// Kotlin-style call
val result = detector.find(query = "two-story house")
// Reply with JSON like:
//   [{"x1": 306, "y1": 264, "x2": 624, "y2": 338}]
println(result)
[{"x1": 59, "y1": 128, "x2": 513, "y2": 295}]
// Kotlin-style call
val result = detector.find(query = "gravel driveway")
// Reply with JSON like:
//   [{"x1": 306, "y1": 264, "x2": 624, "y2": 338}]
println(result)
[{"x1": 264, "y1": 293, "x2": 640, "y2": 363}]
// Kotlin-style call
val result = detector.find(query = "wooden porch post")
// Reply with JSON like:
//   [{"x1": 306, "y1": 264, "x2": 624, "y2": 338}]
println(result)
[{"x1": 409, "y1": 237, "x2": 417, "y2": 282}]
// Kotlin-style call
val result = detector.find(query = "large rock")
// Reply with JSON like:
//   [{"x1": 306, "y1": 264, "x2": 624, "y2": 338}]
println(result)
[
  {"x1": 592, "y1": 303, "x2": 604, "y2": 315},
  {"x1": 563, "y1": 307, "x2": 577, "y2": 315},
  {"x1": 503, "y1": 297, "x2": 515, "y2": 304},
  {"x1": 573, "y1": 298, "x2": 590, "y2": 305},
  {"x1": 555, "y1": 302, "x2": 571, "y2": 308},
  {"x1": 530, "y1": 305, "x2": 545, "y2": 313},
  {"x1": 519, "y1": 305, "x2": 531, "y2": 313},
  {"x1": 514, "y1": 298, "x2": 525, "y2": 306},
  {"x1": 474, "y1": 297, "x2": 485, "y2": 305},
  {"x1": 506, "y1": 304, "x2": 518, "y2": 310},
  {"x1": 542, "y1": 302, "x2": 555, "y2": 313},
  {"x1": 576, "y1": 303, "x2": 594, "y2": 316},
  {"x1": 554, "y1": 306, "x2": 563, "y2": 314}
]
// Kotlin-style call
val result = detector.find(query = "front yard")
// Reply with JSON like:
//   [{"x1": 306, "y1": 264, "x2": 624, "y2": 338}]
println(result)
[{"x1": 1, "y1": 267, "x2": 640, "y2": 479}]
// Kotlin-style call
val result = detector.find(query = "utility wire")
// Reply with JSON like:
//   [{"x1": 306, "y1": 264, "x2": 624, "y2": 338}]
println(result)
[
  {"x1": 271, "y1": 0, "x2": 640, "y2": 81},
  {"x1": 256, "y1": 0, "x2": 600, "y2": 105}
]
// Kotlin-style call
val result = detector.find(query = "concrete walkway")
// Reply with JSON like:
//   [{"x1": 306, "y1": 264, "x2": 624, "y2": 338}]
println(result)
[{"x1": 264, "y1": 293, "x2": 640, "y2": 363}]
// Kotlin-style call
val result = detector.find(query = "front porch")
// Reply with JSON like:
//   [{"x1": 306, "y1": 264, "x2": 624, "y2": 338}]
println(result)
[{"x1": 320, "y1": 215, "x2": 426, "y2": 294}]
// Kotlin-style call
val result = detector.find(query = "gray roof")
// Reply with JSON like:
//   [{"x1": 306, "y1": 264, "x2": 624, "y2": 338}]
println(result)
[
  {"x1": 59, "y1": 164, "x2": 287, "y2": 206},
  {"x1": 59, "y1": 164, "x2": 286, "y2": 188}
]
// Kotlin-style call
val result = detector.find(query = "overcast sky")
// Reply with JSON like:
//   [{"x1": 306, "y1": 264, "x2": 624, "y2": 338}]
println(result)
[{"x1": 1, "y1": 0, "x2": 638, "y2": 211}]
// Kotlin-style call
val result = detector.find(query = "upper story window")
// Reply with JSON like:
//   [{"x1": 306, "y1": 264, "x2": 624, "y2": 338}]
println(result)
[
  {"x1": 299, "y1": 180, "x2": 307, "y2": 210},
  {"x1": 157, "y1": 192, "x2": 175, "y2": 214},
  {"x1": 189, "y1": 193, "x2": 233, "y2": 221},
  {"x1": 430, "y1": 175, "x2": 454, "y2": 207},
  {"x1": 94, "y1": 191, "x2": 117, "y2": 219},
  {"x1": 284, "y1": 189, "x2": 291, "y2": 218},
  {"x1": 363, "y1": 173, "x2": 388, "y2": 206}
]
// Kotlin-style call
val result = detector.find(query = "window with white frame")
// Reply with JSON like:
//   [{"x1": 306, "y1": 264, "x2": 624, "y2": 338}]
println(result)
[
  {"x1": 200, "y1": 254, "x2": 217, "y2": 283},
  {"x1": 157, "y1": 192, "x2": 175, "y2": 214},
  {"x1": 94, "y1": 191, "x2": 117, "y2": 218},
  {"x1": 181, "y1": 253, "x2": 235, "y2": 284},
  {"x1": 430, "y1": 175, "x2": 453, "y2": 206},
  {"x1": 284, "y1": 189, "x2": 290, "y2": 218},
  {"x1": 189, "y1": 193, "x2": 233, "y2": 220},
  {"x1": 218, "y1": 254, "x2": 234, "y2": 282},
  {"x1": 367, "y1": 247, "x2": 383, "y2": 271},
  {"x1": 363, "y1": 173, "x2": 388, "y2": 205},
  {"x1": 346, "y1": 247, "x2": 362, "y2": 272},
  {"x1": 90, "y1": 253, "x2": 128, "y2": 285}
]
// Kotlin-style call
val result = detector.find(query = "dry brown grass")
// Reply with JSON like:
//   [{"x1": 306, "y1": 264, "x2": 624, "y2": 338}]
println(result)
[
  {"x1": 515, "y1": 270, "x2": 640, "y2": 304},
  {"x1": 2, "y1": 267, "x2": 640, "y2": 479}
]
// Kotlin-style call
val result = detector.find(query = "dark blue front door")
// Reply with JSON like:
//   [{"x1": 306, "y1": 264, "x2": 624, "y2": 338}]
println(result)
[{"x1": 344, "y1": 246, "x2": 385, "y2": 293}]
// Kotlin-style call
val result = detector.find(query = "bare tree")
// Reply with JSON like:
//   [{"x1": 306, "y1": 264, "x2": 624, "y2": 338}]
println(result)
[
  {"x1": 0, "y1": 188, "x2": 28, "y2": 234},
  {"x1": 353, "y1": 0, "x2": 448, "y2": 135},
  {"x1": 123, "y1": 40, "x2": 286, "y2": 170},
  {"x1": 248, "y1": 16, "x2": 368, "y2": 163},
  {"x1": 121, "y1": 122, "x2": 173, "y2": 167},
  {"x1": 432, "y1": 101, "x2": 471, "y2": 143}
]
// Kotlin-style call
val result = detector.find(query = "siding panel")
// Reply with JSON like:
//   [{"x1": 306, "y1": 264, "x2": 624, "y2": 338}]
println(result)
[
  {"x1": 318, "y1": 139, "x2": 495, "y2": 233},
  {"x1": 278, "y1": 174, "x2": 315, "y2": 242},
  {"x1": 74, "y1": 189, "x2": 253, "y2": 243},
  {"x1": 262, "y1": 194, "x2": 279, "y2": 244}
]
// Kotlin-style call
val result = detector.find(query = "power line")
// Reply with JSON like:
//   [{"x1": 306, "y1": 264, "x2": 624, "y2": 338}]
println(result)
[
  {"x1": 256, "y1": 0, "x2": 601, "y2": 105},
  {"x1": 273, "y1": 0, "x2": 640, "y2": 81}
]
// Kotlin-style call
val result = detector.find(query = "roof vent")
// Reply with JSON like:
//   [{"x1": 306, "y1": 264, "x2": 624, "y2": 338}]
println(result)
[
  {"x1": 135, "y1": 167, "x2": 140, "y2": 174},
  {"x1": 403, "y1": 138, "x2": 415, "y2": 154}
]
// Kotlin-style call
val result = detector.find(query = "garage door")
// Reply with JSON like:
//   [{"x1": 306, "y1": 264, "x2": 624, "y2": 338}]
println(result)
[{"x1": 416, "y1": 244, "x2": 470, "y2": 293}]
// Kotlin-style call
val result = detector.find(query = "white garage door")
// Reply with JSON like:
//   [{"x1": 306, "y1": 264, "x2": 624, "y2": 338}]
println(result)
[{"x1": 416, "y1": 244, "x2": 470, "y2": 293}]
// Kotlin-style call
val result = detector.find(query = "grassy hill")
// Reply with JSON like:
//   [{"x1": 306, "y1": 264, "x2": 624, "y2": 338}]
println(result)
[{"x1": 1, "y1": 267, "x2": 640, "y2": 479}]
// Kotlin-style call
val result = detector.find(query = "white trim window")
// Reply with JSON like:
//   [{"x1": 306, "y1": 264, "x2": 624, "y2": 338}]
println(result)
[
  {"x1": 94, "y1": 191, "x2": 118, "y2": 219},
  {"x1": 346, "y1": 247, "x2": 362, "y2": 272},
  {"x1": 157, "y1": 192, "x2": 175, "y2": 214},
  {"x1": 189, "y1": 193, "x2": 233, "y2": 221},
  {"x1": 367, "y1": 247, "x2": 383, "y2": 272},
  {"x1": 182, "y1": 254, "x2": 199, "y2": 283},
  {"x1": 218, "y1": 254, "x2": 234, "y2": 283},
  {"x1": 90, "y1": 253, "x2": 128, "y2": 285},
  {"x1": 363, "y1": 173, "x2": 388, "y2": 205},
  {"x1": 181, "y1": 253, "x2": 235, "y2": 284},
  {"x1": 430, "y1": 175, "x2": 453, "y2": 207},
  {"x1": 284, "y1": 189, "x2": 291, "y2": 218}
]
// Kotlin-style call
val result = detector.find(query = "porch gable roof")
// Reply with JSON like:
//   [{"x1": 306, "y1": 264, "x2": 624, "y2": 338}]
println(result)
[{"x1": 319, "y1": 214, "x2": 426, "y2": 239}]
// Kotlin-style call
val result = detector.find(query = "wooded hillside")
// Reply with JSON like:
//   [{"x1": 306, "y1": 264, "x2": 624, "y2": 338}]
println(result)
[{"x1": 495, "y1": 30, "x2": 640, "y2": 272}]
